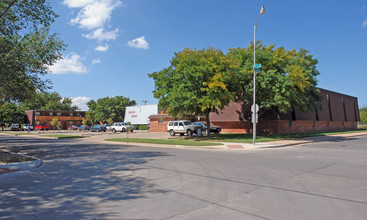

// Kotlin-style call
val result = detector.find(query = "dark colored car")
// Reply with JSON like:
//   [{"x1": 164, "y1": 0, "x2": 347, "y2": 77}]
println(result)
[
  {"x1": 90, "y1": 124, "x2": 106, "y2": 132},
  {"x1": 35, "y1": 124, "x2": 49, "y2": 131},
  {"x1": 68, "y1": 125, "x2": 79, "y2": 130},
  {"x1": 78, "y1": 125, "x2": 90, "y2": 131},
  {"x1": 193, "y1": 122, "x2": 221, "y2": 134}
]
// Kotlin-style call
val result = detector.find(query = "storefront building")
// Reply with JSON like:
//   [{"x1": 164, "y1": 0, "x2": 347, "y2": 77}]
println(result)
[{"x1": 25, "y1": 110, "x2": 86, "y2": 130}]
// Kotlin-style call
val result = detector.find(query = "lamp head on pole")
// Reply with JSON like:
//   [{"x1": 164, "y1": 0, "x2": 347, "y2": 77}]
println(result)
[{"x1": 260, "y1": 5, "x2": 265, "y2": 14}]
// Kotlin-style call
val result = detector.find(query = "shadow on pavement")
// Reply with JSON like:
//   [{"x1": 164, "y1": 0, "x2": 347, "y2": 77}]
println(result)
[{"x1": 0, "y1": 135, "x2": 171, "y2": 219}]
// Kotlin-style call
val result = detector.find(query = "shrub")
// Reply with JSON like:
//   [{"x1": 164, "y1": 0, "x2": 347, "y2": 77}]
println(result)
[{"x1": 139, "y1": 124, "x2": 148, "y2": 130}]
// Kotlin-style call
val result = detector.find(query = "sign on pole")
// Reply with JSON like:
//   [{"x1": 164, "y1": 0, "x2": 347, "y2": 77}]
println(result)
[
  {"x1": 252, "y1": 114, "x2": 258, "y2": 124},
  {"x1": 251, "y1": 104, "x2": 259, "y2": 113}
]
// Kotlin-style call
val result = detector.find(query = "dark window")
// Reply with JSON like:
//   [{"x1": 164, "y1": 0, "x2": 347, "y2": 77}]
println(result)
[
  {"x1": 327, "y1": 95, "x2": 333, "y2": 121},
  {"x1": 342, "y1": 98, "x2": 347, "y2": 121},
  {"x1": 158, "y1": 118, "x2": 163, "y2": 124}
]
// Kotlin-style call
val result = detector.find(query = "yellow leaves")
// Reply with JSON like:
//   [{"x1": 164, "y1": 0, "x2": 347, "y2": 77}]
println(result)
[
  {"x1": 288, "y1": 65, "x2": 311, "y2": 92},
  {"x1": 201, "y1": 73, "x2": 226, "y2": 92}
]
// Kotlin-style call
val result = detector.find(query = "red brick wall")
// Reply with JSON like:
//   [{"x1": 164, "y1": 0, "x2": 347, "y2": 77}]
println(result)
[{"x1": 149, "y1": 116, "x2": 173, "y2": 132}]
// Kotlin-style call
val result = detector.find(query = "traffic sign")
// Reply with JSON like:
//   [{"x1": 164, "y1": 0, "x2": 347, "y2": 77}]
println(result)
[
  {"x1": 254, "y1": 68, "x2": 260, "y2": 73},
  {"x1": 252, "y1": 114, "x2": 258, "y2": 123},
  {"x1": 251, "y1": 104, "x2": 259, "y2": 113},
  {"x1": 253, "y1": 64, "x2": 262, "y2": 69}
]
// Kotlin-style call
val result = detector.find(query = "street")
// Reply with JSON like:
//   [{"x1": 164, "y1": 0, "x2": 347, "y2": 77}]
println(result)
[{"x1": 1, "y1": 134, "x2": 367, "y2": 219}]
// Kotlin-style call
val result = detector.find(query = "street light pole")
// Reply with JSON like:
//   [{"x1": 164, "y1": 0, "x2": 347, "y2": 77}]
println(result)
[{"x1": 253, "y1": 5, "x2": 265, "y2": 145}]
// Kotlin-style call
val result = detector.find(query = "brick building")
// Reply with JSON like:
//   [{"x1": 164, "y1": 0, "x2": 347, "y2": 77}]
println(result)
[
  {"x1": 149, "y1": 88, "x2": 359, "y2": 134},
  {"x1": 25, "y1": 110, "x2": 86, "y2": 130}
]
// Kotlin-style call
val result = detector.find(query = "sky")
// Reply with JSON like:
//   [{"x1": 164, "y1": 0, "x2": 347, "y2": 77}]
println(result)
[{"x1": 47, "y1": 0, "x2": 367, "y2": 111}]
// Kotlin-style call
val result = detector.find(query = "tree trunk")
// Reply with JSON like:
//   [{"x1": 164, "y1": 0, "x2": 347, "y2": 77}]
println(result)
[{"x1": 206, "y1": 111, "x2": 211, "y2": 137}]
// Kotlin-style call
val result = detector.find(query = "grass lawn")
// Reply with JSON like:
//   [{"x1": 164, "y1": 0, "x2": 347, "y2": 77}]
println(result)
[
  {"x1": 1, "y1": 132, "x2": 38, "y2": 136},
  {"x1": 105, "y1": 138, "x2": 224, "y2": 146},
  {"x1": 41, "y1": 134, "x2": 88, "y2": 139},
  {"x1": 174, "y1": 129, "x2": 367, "y2": 144}
]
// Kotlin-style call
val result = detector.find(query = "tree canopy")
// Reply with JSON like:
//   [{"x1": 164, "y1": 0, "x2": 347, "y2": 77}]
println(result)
[
  {"x1": 149, "y1": 48, "x2": 236, "y2": 135},
  {"x1": 0, "y1": 0, "x2": 66, "y2": 101},
  {"x1": 360, "y1": 108, "x2": 367, "y2": 124},
  {"x1": 149, "y1": 43, "x2": 322, "y2": 126},
  {"x1": 86, "y1": 96, "x2": 136, "y2": 124},
  {"x1": 20, "y1": 91, "x2": 78, "y2": 111},
  {"x1": 227, "y1": 42, "x2": 321, "y2": 120}
]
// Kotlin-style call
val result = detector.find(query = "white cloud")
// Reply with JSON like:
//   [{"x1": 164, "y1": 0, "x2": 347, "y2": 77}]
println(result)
[
  {"x1": 49, "y1": 53, "x2": 87, "y2": 74},
  {"x1": 72, "y1": 96, "x2": 91, "y2": 111},
  {"x1": 127, "y1": 36, "x2": 149, "y2": 50},
  {"x1": 63, "y1": 0, "x2": 97, "y2": 8},
  {"x1": 92, "y1": 58, "x2": 101, "y2": 64},
  {"x1": 83, "y1": 28, "x2": 118, "y2": 41},
  {"x1": 70, "y1": 0, "x2": 121, "y2": 30},
  {"x1": 95, "y1": 44, "x2": 109, "y2": 51},
  {"x1": 363, "y1": 19, "x2": 367, "y2": 28}
]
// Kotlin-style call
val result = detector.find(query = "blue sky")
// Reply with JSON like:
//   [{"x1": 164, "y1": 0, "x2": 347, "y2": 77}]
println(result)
[{"x1": 47, "y1": 0, "x2": 367, "y2": 110}]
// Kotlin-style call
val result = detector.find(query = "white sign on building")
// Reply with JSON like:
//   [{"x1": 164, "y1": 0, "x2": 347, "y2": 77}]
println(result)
[{"x1": 124, "y1": 104, "x2": 158, "y2": 125}]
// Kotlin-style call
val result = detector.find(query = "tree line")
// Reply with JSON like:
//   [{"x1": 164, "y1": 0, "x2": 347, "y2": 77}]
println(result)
[{"x1": 0, "y1": 92, "x2": 136, "y2": 126}]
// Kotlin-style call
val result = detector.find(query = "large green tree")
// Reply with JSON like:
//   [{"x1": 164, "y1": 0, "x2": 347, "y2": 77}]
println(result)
[
  {"x1": 0, "y1": 0, "x2": 66, "y2": 101},
  {"x1": 149, "y1": 48, "x2": 236, "y2": 136},
  {"x1": 86, "y1": 96, "x2": 136, "y2": 124},
  {"x1": 0, "y1": 101, "x2": 25, "y2": 125},
  {"x1": 227, "y1": 42, "x2": 322, "y2": 120}
]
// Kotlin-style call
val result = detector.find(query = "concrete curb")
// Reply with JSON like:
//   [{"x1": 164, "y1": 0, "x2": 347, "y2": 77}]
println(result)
[{"x1": 0, "y1": 151, "x2": 43, "y2": 174}]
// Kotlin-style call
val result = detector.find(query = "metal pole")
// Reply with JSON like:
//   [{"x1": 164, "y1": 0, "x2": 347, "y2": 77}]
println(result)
[{"x1": 253, "y1": 25, "x2": 257, "y2": 145}]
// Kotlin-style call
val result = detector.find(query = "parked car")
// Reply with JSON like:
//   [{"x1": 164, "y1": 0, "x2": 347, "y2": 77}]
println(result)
[
  {"x1": 167, "y1": 120, "x2": 202, "y2": 136},
  {"x1": 68, "y1": 125, "x2": 79, "y2": 130},
  {"x1": 193, "y1": 122, "x2": 221, "y2": 134},
  {"x1": 90, "y1": 124, "x2": 106, "y2": 132},
  {"x1": 111, "y1": 122, "x2": 133, "y2": 133},
  {"x1": 35, "y1": 124, "x2": 49, "y2": 131},
  {"x1": 78, "y1": 125, "x2": 90, "y2": 131},
  {"x1": 10, "y1": 124, "x2": 20, "y2": 131},
  {"x1": 104, "y1": 124, "x2": 111, "y2": 131},
  {"x1": 22, "y1": 124, "x2": 34, "y2": 131}
]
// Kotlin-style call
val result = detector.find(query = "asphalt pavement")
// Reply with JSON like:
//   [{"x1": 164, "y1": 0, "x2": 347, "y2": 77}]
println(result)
[{"x1": 1, "y1": 132, "x2": 367, "y2": 219}]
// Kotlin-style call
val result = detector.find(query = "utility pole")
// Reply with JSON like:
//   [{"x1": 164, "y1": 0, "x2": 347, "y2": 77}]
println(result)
[{"x1": 142, "y1": 100, "x2": 148, "y2": 105}]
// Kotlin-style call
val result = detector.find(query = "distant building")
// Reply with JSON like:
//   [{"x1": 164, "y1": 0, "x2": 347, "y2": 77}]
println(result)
[
  {"x1": 25, "y1": 110, "x2": 86, "y2": 130},
  {"x1": 124, "y1": 104, "x2": 158, "y2": 125},
  {"x1": 149, "y1": 88, "x2": 360, "y2": 134}
]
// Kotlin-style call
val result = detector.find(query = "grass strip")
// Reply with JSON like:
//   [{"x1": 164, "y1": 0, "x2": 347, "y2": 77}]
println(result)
[
  {"x1": 41, "y1": 135, "x2": 88, "y2": 139},
  {"x1": 105, "y1": 138, "x2": 224, "y2": 146},
  {"x1": 1, "y1": 156, "x2": 35, "y2": 163},
  {"x1": 189, "y1": 129, "x2": 367, "y2": 143}
]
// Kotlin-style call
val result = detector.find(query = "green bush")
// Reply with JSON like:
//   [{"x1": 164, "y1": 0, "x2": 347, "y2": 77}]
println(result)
[
  {"x1": 139, "y1": 124, "x2": 148, "y2": 130},
  {"x1": 131, "y1": 124, "x2": 148, "y2": 130}
]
